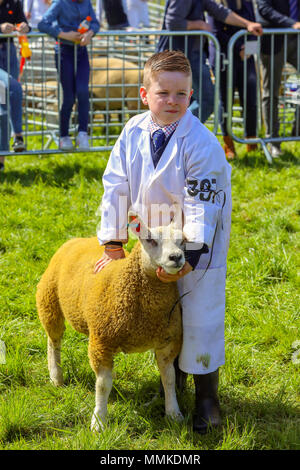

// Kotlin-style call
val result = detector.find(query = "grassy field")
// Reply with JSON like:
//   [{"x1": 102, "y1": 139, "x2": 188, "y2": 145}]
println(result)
[{"x1": 0, "y1": 139, "x2": 299, "y2": 450}]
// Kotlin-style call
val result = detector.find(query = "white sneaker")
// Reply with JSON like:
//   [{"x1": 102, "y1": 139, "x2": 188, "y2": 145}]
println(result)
[
  {"x1": 76, "y1": 131, "x2": 90, "y2": 150},
  {"x1": 59, "y1": 136, "x2": 73, "y2": 150},
  {"x1": 268, "y1": 144, "x2": 283, "y2": 158}
]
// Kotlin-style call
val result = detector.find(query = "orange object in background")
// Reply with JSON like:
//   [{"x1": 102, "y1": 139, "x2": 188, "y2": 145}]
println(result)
[
  {"x1": 17, "y1": 24, "x2": 32, "y2": 79},
  {"x1": 77, "y1": 16, "x2": 92, "y2": 34}
]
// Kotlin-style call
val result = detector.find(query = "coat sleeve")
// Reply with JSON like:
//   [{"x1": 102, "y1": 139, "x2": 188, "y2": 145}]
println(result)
[
  {"x1": 97, "y1": 128, "x2": 131, "y2": 245},
  {"x1": 183, "y1": 136, "x2": 231, "y2": 248}
]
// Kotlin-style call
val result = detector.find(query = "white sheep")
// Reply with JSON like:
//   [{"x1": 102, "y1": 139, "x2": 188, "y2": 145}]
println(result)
[{"x1": 36, "y1": 214, "x2": 185, "y2": 431}]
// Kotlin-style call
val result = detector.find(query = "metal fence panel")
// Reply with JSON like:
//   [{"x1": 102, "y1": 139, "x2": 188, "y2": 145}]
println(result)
[
  {"x1": 226, "y1": 29, "x2": 300, "y2": 163},
  {"x1": 0, "y1": 29, "x2": 220, "y2": 156}
]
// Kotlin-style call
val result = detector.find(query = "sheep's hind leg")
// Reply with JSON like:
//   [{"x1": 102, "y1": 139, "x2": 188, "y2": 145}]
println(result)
[
  {"x1": 48, "y1": 337, "x2": 64, "y2": 386},
  {"x1": 156, "y1": 346, "x2": 183, "y2": 421},
  {"x1": 90, "y1": 366, "x2": 113, "y2": 432}
]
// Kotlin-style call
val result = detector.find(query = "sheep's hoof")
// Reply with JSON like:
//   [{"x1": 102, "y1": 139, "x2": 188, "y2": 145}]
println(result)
[
  {"x1": 90, "y1": 414, "x2": 105, "y2": 433},
  {"x1": 166, "y1": 410, "x2": 184, "y2": 422},
  {"x1": 49, "y1": 372, "x2": 64, "y2": 387}
]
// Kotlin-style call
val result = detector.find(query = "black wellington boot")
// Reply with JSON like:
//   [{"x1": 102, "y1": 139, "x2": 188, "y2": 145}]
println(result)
[{"x1": 193, "y1": 369, "x2": 221, "y2": 434}]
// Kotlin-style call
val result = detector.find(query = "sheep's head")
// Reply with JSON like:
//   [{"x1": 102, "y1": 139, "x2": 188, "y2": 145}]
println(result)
[{"x1": 128, "y1": 212, "x2": 186, "y2": 275}]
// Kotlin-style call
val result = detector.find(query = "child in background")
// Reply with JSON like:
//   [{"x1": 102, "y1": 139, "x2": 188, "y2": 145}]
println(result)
[
  {"x1": 124, "y1": 0, "x2": 150, "y2": 30},
  {"x1": 38, "y1": 0, "x2": 100, "y2": 150},
  {"x1": 94, "y1": 51, "x2": 232, "y2": 434},
  {"x1": 24, "y1": 0, "x2": 51, "y2": 30},
  {"x1": 0, "y1": 0, "x2": 29, "y2": 164}
]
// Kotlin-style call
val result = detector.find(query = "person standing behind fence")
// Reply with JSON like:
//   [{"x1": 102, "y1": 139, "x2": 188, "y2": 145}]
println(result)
[
  {"x1": 208, "y1": 0, "x2": 259, "y2": 160},
  {"x1": 98, "y1": 0, "x2": 129, "y2": 29},
  {"x1": 157, "y1": 0, "x2": 263, "y2": 124},
  {"x1": 38, "y1": 0, "x2": 100, "y2": 150},
  {"x1": 24, "y1": 0, "x2": 51, "y2": 29},
  {"x1": 124, "y1": 0, "x2": 150, "y2": 30},
  {"x1": 256, "y1": 0, "x2": 300, "y2": 158},
  {"x1": 0, "y1": 0, "x2": 29, "y2": 167}
]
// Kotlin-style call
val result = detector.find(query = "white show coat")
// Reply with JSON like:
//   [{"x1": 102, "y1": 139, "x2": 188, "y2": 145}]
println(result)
[{"x1": 98, "y1": 109, "x2": 232, "y2": 374}]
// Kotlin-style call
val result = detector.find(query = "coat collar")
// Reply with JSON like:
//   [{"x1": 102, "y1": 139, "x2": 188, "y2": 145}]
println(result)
[{"x1": 137, "y1": 109, "x2": 194, "y2": 138}]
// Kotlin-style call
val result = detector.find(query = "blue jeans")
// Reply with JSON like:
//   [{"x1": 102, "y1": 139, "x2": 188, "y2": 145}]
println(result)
[
  {"x1": 0, "y1": 42, "x2": 23, "y2": 151},
  {"x1": 55, "y1": 44, "x2": 90, "y2": 137},
  {"x1": 188, "y1": 50, "x2": 215, "y2": 124}
]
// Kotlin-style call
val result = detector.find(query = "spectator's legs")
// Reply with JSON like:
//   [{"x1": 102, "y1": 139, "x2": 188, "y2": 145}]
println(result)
[
  {"x1": 236, "y1": 55, "x2": 257, "y2": 138},
  {"x1": 189, "y1": 50, "x2": 214, "y2": 124},
  {"x1": 217, "y1": 52, "x2": 236, "y2": 159},
  {"x1": 55, "y1": 45, "x2": 76, "y2": 137},
  {"x1": 261, "y1": 49, "x2": 284, "y2": 143},
  {"x1": 126, "y1": 0, "x2": 141, "y2": 28},
  {"x1": 0, "y1": 44, "x2": 23, "y2": 163},
  {"x1": 75, "y1": 47, "x2": 90, "y2": 134},
  {"x1": 286, "y1": 36, "x2": 300, "y2": 137}
]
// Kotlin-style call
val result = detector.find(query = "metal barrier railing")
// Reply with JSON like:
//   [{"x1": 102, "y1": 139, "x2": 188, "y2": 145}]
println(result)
[
  {"x1": 0, "y1": 29, "x2": 220, "y2": 156},
  {"x1": 227, "y1": 29, "x2": 300, "y2": 163},
  {"x1": 1, "y1": 27, "x2": 299, "y2": 161}
]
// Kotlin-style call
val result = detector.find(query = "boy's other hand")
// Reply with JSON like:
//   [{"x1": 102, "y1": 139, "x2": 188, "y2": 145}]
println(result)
[
  {"x1": 94, "y1": 247, "x2": 125, "y2": 273},
  {"x1": 156, "y1": 261, "x2": 193, "y2": 283}
]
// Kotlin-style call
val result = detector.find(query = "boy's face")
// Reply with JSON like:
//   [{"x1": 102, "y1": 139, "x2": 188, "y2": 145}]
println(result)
[{"x1": 140, "y1": 71, "x2": 193, "y2": 127}]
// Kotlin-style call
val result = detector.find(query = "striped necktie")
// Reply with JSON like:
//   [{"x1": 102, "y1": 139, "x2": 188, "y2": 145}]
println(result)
[
  {"x1": 289, "y1": 0, "x2": 299, "y2": 20},
  {"x1": 152, "y1": 129, "x2": 166, "y2": 152}
]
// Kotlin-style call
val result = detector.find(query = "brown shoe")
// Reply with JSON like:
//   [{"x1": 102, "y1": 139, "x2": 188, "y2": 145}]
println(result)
[
  {"x1": 223, "y1": 136, "x2": 235, "y2": 160},
  {"x1": 246, "y1": 137, "x2": 258, "y2": 153}
]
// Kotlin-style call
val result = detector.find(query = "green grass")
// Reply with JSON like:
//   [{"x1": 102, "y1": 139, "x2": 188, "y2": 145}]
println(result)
[{"x1": 0, "y1": 140, "x2": 299, "y2": 450}]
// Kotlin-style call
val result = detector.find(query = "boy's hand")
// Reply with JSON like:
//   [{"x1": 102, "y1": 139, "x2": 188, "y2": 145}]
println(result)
[
  {"x1": 94, "y1": 247, "x2": 125, "y2": 273},
  {"x1": 156, "y1": 261, "x2": 193, "y2": 283}
]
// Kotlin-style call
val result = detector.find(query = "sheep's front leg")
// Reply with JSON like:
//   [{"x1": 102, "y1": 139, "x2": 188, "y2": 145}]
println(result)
[
  {"x1": 156, "y1": 346, "x2": 183, "y2": 421},
  {"x1": 91, "y1": 366, "x2": 113, "y2": 432}
]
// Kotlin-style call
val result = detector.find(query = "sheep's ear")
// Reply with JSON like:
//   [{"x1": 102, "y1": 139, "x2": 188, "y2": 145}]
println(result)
[
  {"x1": 128, "y1": 212, "x2": 150, "y2": 240},
  {"x1": 170, "y1": 204, "x2": 183, "y2": 230}
]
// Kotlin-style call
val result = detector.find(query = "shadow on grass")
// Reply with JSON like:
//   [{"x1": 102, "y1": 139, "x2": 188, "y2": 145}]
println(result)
[
  {"x1": 0, "y1": 157, "x2": 106, "y2": 188},
  {"x1": 107, "y1": 377, "x2": 299, "y2": 447}
]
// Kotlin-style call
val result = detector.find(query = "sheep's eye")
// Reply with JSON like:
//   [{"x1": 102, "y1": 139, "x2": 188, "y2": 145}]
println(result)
[{"x1": 146, "y1": 238, "x2": 158, "y2": 247}]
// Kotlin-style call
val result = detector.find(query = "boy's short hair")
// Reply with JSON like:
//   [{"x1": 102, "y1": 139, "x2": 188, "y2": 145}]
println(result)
[{"x1": 143, "y1": 50, "x2": 192, "y2": 89}]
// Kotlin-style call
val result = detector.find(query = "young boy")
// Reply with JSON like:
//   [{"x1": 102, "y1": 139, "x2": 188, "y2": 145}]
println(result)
[{"x1": 95, "y1": 50, "x2": 232, "y2": 434}]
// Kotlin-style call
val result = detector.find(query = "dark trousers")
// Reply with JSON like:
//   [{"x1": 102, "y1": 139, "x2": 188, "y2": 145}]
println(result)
[
  {"x1": 55, "y1": 44, "x2": 90, "y2": 137},
  {"x1": 219, "y1": 53, "x2": 257, "y2": 137},
  {"x1": 261, "y1": 36, "x2": 300, "y2": 139}
]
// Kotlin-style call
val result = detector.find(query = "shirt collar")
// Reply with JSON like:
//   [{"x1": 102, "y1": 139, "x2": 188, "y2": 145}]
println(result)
[{"x1": 148, "y1": 115, "x2": 180, "y2": 139}]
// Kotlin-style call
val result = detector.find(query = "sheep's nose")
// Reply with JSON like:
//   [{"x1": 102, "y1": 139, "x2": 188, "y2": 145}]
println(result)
[{"x1": 169, "y1": 253, "x2": 183, "y2": 264}]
